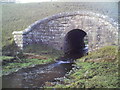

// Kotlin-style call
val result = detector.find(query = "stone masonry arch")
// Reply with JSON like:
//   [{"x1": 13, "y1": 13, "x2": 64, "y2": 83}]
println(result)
[
  {"x1": 63, "y1": 29, "x2": 87, "y2": 58},
  {"x1": 12, "y1": 11, "x2": 118, "y2": 52}
]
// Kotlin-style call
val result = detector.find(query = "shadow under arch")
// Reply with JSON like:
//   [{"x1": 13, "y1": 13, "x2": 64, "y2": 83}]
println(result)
[{"x1": 63, "y1": 29, "x2": 87, "y2": 59}]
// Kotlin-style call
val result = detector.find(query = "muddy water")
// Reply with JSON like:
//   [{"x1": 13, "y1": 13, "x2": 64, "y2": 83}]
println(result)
[{"x1": 2, "y1": 61, "x2": 74, "y2": 88}]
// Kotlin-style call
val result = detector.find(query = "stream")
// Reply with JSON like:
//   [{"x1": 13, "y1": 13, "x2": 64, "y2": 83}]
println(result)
[
  {"x1": 2, "y1": 45, "x2": 88, "y2": 88},
  {"x1": 2, "y1": 60, "x2": 74, "y2": 88}
]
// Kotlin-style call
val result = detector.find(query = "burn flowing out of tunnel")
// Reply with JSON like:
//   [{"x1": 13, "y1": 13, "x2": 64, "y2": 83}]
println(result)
[{"x1": 63, "y1": 29, "x2": 87, "y2": 59}]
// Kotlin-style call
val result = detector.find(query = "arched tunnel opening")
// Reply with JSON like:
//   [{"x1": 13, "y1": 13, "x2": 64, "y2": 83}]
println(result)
[{"x1": 63, "y1": 29, "x2": 88, "y2": 59}]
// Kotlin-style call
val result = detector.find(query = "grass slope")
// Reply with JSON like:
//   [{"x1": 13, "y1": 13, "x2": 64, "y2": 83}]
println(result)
[
  {"x1": 2, "y1": 2, "x2": 117, "y2": 47},
  {"x1": 45, "y1": 46, "x2": 119, "y2": 88},
  {"x1": 2, "y1": 57, "x2": 53, "y2": 75},
  {"x1": 2, "y1": 44, "x2": 62, "y2": 75}
]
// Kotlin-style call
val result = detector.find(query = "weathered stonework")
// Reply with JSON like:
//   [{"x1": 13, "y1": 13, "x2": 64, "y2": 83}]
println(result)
[{"x1": 12, "y1": 11, "x2": 118, "y2": 52}]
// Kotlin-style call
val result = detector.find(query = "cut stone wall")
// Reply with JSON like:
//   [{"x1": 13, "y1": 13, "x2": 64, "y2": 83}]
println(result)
[{"x1": 12, "y1": 11, "x2": 118, "y2": 52}]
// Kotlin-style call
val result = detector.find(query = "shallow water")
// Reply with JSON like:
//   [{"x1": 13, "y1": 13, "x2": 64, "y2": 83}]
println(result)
[{"x1": 2, "y1": 61, "x2": 73, "y2": 88}]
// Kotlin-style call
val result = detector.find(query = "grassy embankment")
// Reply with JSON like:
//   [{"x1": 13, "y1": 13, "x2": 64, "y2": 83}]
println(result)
[
  {"x1": 45, "y1": 46, "x2": 119, "y2": 88},
  {"x1": 2, "y1": 44, "x2": 62, "y2": 75},
  {"x1": 1, "y1": 30, "x2": 60, "y2": 76}
]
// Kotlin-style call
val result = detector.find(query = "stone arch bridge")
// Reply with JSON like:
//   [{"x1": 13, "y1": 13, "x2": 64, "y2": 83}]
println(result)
[{"x1": 13, "y1": 11, "x2": 118, "y2": 53}]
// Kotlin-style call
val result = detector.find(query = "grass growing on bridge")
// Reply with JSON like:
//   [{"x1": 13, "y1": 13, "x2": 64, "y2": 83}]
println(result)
[{"x1": 45, "y1": 46, "x2": 119, "y2": 88}]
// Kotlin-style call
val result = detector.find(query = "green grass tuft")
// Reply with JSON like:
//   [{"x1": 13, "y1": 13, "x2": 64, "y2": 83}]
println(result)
[
  {"x1": 0, "y1": 56, "x2": 14, "y2": 61},
  {"x1": 78, "y1": 46, "x2": 118, "y2": 62},
  {"x1": 2, "y1": 58, "x2": 53, "y2": 75}
]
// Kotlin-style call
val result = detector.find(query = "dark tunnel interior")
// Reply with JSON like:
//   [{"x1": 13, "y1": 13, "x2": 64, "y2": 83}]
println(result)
[{"x1": 64, "y1": 29, "x2": 87, "y2": 59}]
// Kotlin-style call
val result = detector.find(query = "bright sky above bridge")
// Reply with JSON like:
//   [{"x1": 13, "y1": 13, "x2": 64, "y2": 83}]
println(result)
[
  {"x1": 17, "y1": 0, "x2": 53, "y2": 3},
  {"x1": 16, "y1": 0, "x2": 119, "y2": 3}
]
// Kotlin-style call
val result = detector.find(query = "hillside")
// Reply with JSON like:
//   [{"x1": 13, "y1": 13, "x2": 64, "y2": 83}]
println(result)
[{"x1": 2, "y1": 2, "x2": 118, "y2": 47}]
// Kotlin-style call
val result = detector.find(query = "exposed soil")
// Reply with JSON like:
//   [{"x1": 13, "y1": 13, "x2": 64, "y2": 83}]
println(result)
[{"x1": 23, "y1": 53, "x2": 49, "y2": 60}]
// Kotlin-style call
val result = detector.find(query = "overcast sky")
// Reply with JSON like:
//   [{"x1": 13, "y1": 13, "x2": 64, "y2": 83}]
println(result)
[
  {"x1": 16, "y1": 0, "x2": 119, "y2": 3},
  {"x1": 17, "y1": 0, "x2": 52, "y2": 3}
]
